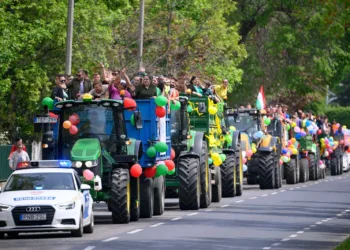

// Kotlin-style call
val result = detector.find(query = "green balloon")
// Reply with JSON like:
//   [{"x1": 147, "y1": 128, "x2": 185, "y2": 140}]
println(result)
[
  {"x1": 208, "y1": 158, "x2": 213, "y2": 165},
  {"x1": 286, "y1": 124, "x2": 291, "y2": 131},
  {"x1": 226, "y1": 135, "x2": 232, "y2": 145},
  {"x1": 220, "y1": 154, "x2": 226, "y2": 162},
  {"x1": 156, "y1": 87, "x2": 161, "y2": 96},
  {"x1": 42, "y1": 97, "x2": 54, "y2": 110},
  {"x1": 130, "y1": 114, "x2": 135, "y2": 126},
  {"x1": 170, "y1": 100, "x2": 181, "y2": 111},
  {"x1": 187, "y1": 105, "x2": 193, "y2": 113},
  {"x1": 146, "y1": 146, "x2": 157, "y2": 158},
  {"x1": 154, "y1": 142, "x2": 168, "y2": 152},
  {"x1": 155, "y1": 95, "x2": 168, "y2": 106},
  {"x1": 264, "y1": 118, "x2": 271, "y2": 126},
  {"x1": 167, "y1": 168, "x2": 175, "y2": 175},
  {"x1": 156, "y1": 164, "x2": 168, "y2": 176}
]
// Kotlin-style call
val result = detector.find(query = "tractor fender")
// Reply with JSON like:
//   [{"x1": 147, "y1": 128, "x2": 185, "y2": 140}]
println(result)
[
  {"x1": 191, "y1": 131, "x2": 204, "y2": 156},
  {"x1": 258, "y1": 135, "x2": 278, "y2": 153},
  {"x1": 134, "y1": 140, "x2": 143, "y2": 162},
  {"x1": 230, "y1": 130, "x2": 241, "y2": 152},
  {"x1": 178, "y1": 151, "x2": 200, "y2": 161}
]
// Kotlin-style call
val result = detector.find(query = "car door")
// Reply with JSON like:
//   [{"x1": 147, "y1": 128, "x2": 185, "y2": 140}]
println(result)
[{"x1": 73, "y1": 172, "x2": 90, "y2": 226}]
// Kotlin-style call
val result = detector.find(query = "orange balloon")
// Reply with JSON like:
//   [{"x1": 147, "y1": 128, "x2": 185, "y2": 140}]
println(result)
[
  {"x1": 186, "y1": 89, "x2": 192, "y2": 94},
  {"x1": 120, "y1": 90, "x2": 126, "y2": 96},
  {"x1": 164, "y1": 160, "x2": 175, "y2": 171},
  {"x1": 63, "y1": 120, "x2": 72, "y2": 129},
  {"x1": 170, "y1": 148, "x2": 176, "y2": 160}
]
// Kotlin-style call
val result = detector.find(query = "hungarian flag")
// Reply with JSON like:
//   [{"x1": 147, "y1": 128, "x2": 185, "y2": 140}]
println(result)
[{"x1": 256, "y1": 86, "x2": 266, "y2": 110}]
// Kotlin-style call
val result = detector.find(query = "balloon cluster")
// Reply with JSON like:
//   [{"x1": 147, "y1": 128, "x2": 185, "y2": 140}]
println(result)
[
  {"x1": 253, "y1": 131, "x2": 264, "y2": 140},
  {"x1": 320, "y1": 137, "x2": 339, "y2": 157},
  {"x1": 280, "y1": 138, "x2": 298, "y2": 165},
  {"x1": 63, "y1": 113, "x2": 80, "y2": 135},
  {"x1": 144, "y1": 150, "x2": 176, "y2": 178},
  {"x1": 293, "y1": 119, "x2": 319, "y2": 139},
  {"x1": 155, "y1": 96, "x2": 168, "y2": 118},
  {"x1": 209, "y1": 152, "x2": 226, "y2": 167}
]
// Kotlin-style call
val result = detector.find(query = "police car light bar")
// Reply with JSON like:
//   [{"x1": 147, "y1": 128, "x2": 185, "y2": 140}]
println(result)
[{"x1": 16, "y1": 160, "x2": 72, "y2": 170}]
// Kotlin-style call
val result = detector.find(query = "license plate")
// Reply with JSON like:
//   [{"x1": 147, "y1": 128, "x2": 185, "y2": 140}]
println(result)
[
  {"x1": 34, "y1": 117, "x2": 57, "y2": 123},
  {"x1": 20, "y1": 214, "x2": 47, "y2": 221}
]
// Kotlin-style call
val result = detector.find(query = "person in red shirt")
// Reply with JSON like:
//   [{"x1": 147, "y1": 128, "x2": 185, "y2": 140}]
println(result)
[{"x1": 8, "y1": 138, "x2": 27, "y2": 160}]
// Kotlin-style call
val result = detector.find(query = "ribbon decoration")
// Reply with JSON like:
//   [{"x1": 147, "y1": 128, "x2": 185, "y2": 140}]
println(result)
[{"x1": 187, "y1": 101, "x2": 204, "y2": 116}]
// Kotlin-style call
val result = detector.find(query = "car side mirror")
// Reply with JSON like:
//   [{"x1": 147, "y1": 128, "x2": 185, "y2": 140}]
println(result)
[
  {"x1": 133, "y1": 110, "x2": 143, "y2": 129},
  {"x1": 81, "y1": 184, "x2": 91, "y2": 191},
  {"x1": 198, "y1": 102, "x2": 206, "y2": 113},
  {"x1": 0, "y1": 187, "x2": 2, "y2": 193}
]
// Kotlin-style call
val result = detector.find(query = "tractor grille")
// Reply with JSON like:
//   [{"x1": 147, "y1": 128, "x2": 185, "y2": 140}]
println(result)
[{"x1": 12, "y1": 206, "x2": 55, "y2": 226}]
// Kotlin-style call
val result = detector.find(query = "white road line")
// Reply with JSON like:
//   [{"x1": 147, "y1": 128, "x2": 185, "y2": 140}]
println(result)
[
  {"x1": 271, "y1": 192, "x2": 278, "y2": 195},
  {"x1": 102, "y1": 237, "x2": 119, "y2": 242},
  {"x1": 337, "y1": 214, "x2": 343, "y2": 217},
  {"x1": 316, "y1": 222, "x2": 323, "y2": 224},
  {"x1": 280, "y1": 190, "x2": 286, "y2": 192},
  {"x1": 127, "y1": 229, "x2": 143, "y2": 234},
  {"x1": 261, "y1": 194, "x2": 268, "y2": 197},
  {"x1": 304, "y1": 228, "x2": 310, "y2": 230},
  {"x1": 327, "y1": 218, "x2": 333, "y2": 220},
  {"x1": 297, "y1": 231, "x2": 304, "y2": 234},
  {"x1": 249, "y1": 197, "x2": 257, "y2": 200},
  {"x1": 296, "y1": 187, "x2": 301, "y2": 189},
  {"x1": 281, "y1": 238, "x2": 290, "y2": 241},
  {"x1": 310, "y1": 225, "x2": 316, "y2": 227},
  {"x1": 205, "y1": 209, "x2": 213, "y2": 212},
  {"x1": 325, "y1": 180, "x2": 329, "y2": 182},
  {"x1": 272, "y1": 243, "x2": 281, "y2": 246},
  {"x1": 84, "y1": 247, "x2": 96, "y2": 250},
  {"x1": 171, "y1": 217, "x2": 182, "y2": 221},
  {"x1": 187, "y1": 212, "x2": 198, "y2": 216},
  {"x1": 315, "y1": 182, "x2": 319, "y2": 184},
  {"x1": 302, "y1": 185, "x2": 307, "y2": 187},
  {"x1": 341, "y1": 211, "x2": 346, "y2": 214},
  {"x1": 346, "y1": 210, "x2": 350, "y2": 212},
  {"x1": 221, "y1": 205, "x2": 229, "y2": 207},
  {"x1": 150, "y1": 223, "x2": 164, "y2": 228},
  {"x1": 322, "y1": 219, "x2": 328, "y2": 222},
  {"x1": 236, "y1": 200, "x2": 244, "y2": 203},
  {"x1": 289, "y1": 188, "x2": 294, "y2": 190},
  {"x1": 262, "y1": 247, "x2": 271, "y2": 250},
  {"x1": 289, "y1": 234, "x2": 298, "y2": 238}
]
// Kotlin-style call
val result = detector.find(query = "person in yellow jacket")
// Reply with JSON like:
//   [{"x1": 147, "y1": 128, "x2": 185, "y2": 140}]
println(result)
[{"x1": 214, "y1": 79, "x2": 228, "y2": 101}]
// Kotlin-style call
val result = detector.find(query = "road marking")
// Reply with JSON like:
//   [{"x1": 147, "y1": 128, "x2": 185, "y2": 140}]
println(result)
[
  {"x1": 289, "y1": 234, "x2": 298, "y2": 238},
  {"x1": 271, "y1": 192, "x2": 278, "y2": 195},
  {"x1": 341, "y1": 211, "x2": 346, "y2": 214},
  {"x1": 289, "y1": 188, "x2": 294, "y2": 190},
  {"x1": 346, "y1": 210, "x2": 350, "y2": 212},
  {"x1": 262, "y1": 247, "x2": 271, "y2": 250},
  {"x1": 150, "y1": 223, "x2": 164, "y2": 228},
  {"x1": 187, "y1": 212, "x2": 198, "y2": 216},
  {"x1": 337, "y1": 214, "x2": 343, "y2": 217},
  {"x1": 297, "y1": 231, "x2": 304, "y2": 234},
  {"x1": 325, "y1": 180, "x2": 329, "y2": 182},
  {"x1": 327, "y1": 218, "x2": 333, "y2": 220},
  {"x1": 127, "y1": 229, "x2": 143, "y2": 234},
  {"x1": 296, "y1": 187, "x2": 301, "y2": 189},
  {"x1": 249, "y1": 197, "x2": 257, "y2": 200},
  {"x1": 272, "y1": 243, "x2": 281, "y2": 246},
  {"x1": 310, "y1": 225, "x2": 316, "y2": 227},
  {"x1": 205, "y1": 209, "x2": 213, "y2": 212},
  {"x1": 281, "y1": 238, "x2": 290, "y2": 241},
  {"x1": 102, "y1": 237, "x2": 119, "y2": 242},
  {"x1": 236, "y1": 200, "x2": 244, "y2": 203},
  {"x1": 315, "y1": 182, "x2": 319, "y2": 184},
  {"x1": 316, "y1": 222, "x2": 323, "y2": 224},
  {"x1": 304, "y1": 228, "x2": 310, "y2": 230},
  {"x1": 221, "y1": 205, "x2": 230, "y2": 207},
  {"x1": 322, "y1": 219, "x2": 328, "y2": 222},
  {"x1": 338, "y1": 177, "x2": 342, "y2": 179},
  {"x1": 84, "y1": 247, "x2": 96, "y2": 250},
  {"x1": 261, "y1": 194, "x2": 268, "y2": 197},
  {"x1": 171, "y1": 217, "x2": 182, "y2": 221},
  {"x1": 280, "y1": 190, "x2": 286, "y2": 192},
  {"x1": 302, "y1": 185, "x2": 307, "y2": 187}
]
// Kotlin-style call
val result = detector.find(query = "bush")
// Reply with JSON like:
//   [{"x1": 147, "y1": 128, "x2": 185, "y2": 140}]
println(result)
[{"x1": 325, "y1": 106, "x2": 350, "y2": 127}]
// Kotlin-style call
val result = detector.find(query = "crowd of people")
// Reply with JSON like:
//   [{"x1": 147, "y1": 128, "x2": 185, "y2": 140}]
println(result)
[{"x1": 51, "y1": 64, "x2": 229, "y2": 104}]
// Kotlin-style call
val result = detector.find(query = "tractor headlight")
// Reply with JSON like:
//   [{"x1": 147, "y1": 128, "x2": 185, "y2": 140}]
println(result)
[
  {"x1": 73, "y1": 161, "x2": 83, "y2": 168},
  {"x1": 85, "y1": 160, "x2": 98, "y2": 168}
]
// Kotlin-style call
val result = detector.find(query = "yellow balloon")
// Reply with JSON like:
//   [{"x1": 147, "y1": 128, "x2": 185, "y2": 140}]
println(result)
[
  {"x1": 252, "y1": 147, "x2": 257, "y2": 154},
  {"x1": 291, "y1": 138, "x2": 296, "y2": 143},
  {"x1": 292, "y1": 148, "x2": 298, "y2": 155},
  {"x1": 208, "y1": 106, "x2": 217, "y2": 115},
  {"x1": 229, "y1": 126, "x2": 236, "y2": 131},
  {"x1": 213, "y1": 159, "x2": 222, "y2": 167},
  {"x1": 211, "y1": 153, "x2": 220, "y2": 161},
  {"x1": 291, "y1": 122, "x2": 296, "y2": 128},
  {"x1": 320, "y1": 138, "x2": 325, "y2": 143}
]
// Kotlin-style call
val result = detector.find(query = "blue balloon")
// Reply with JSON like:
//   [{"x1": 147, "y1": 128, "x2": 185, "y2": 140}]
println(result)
[
  {"x1": 305, "y1": 120, "x2": 312, "y2": 127},
  {"x1": 282, "y1": 148, "x2": 288, "y2": 154},
  {"x1": 295, "y1": 133, "x2": 301, "y2": 140},
  {"x1": 243, "y1": 164, "x2": 248, "y2": 172},
  {"x1": 309, "y1": 130, "x2": 314, "y2": 134}
]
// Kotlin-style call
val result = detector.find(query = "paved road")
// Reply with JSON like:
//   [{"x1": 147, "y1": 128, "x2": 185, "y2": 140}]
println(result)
[{"x1": 2, "y1": 171, "x2": 350, "y2": 250}]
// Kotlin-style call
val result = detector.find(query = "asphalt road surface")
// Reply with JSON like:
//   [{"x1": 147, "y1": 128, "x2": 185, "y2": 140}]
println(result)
[{"x1": 2, "y1": 171, "x2": 350, "y2": 250}]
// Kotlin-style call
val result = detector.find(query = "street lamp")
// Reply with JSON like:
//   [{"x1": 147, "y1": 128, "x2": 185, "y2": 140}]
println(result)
[{"x1": 65, "y1": 0, "x2": 74, "y2": 75}]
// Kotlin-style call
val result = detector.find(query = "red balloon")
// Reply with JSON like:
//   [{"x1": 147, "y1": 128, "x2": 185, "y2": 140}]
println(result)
[
  {"x1": 144, "y1": 166, "x2": 156, "y2": 178},
  {"x1": 347, "y1": 148, "x2": 350, "y2": 153},
  {"x1": 124, "y1": 98, "x2": 137, "y2": 110},
  {"x1": 130, "y1": 164, "x2": 142, "y2": 178},
  {"x1": 69, "y1": 114, "x2": 80, "y2": 125},
  {"x1": 155, "y1": 106, "x2": 166, "y2": 118},
  {"x1": 317, "y1": 129, "x2": 322, "y2": 135},
  {"x1": 164, "y1": 160, "x2": 175, "y2": 171},
  {"x1": 69, "y1": 125, "x2": 78, "y2": 135},
  {"x1": 170, "y1": 148, "x2": 176, "y2": 160}
]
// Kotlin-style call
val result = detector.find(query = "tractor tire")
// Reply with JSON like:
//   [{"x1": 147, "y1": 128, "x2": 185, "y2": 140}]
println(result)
[
  {"x1": 178, "y1": 157, "x2": 201, "y2": 210},
  {"x1": 153, "y1": 176, "x2": 165, "y2": 216},
  {"x1": 309, "y1": 154, "x2": 317, "y2": 181},
  {"x1": 247, "y1": 155, "x2": 259, "y2": 184},
  {"x1": 165, "y1": 188, "x2": 178, "y2": 198},
  {"x1": 111, "y1": 168, "x2": 130, "y2": 224},
  {"x1": 140, "y1": 176, "x2": 154, "y2": 218},
  {"x1": 316, "y1": 147, "x2": 322, "y2": 180},
  {"x1": 212, "y1": 166, "x2": 222, "y2": 202},
  {"x1": 275, "y1": 162, "x2": 282, "y2": 189},
  {"x1": 331, "y1": 157, "x2": 338, "y2": 176},
  {"x1": 258, "y1": 152, "x2": 276, "y2": 190},
  {"x1": 130, "y1": 176, "x2": 140, "y2": 221},
  {"x1": 284, "y1": 158, "x2": 297, "y2": 184},
  {"x1": 221, "y1": 153, "x2": 236, "y2": 197},
  {"x1": 299, "y1": 158, "x2": 308, "y2": 183},
  {"x1": 247, "y1": 172, "x2": 258, "y2": 185},
  {"x1": 235, "y1": 149, "x2": 243, "y2": 196},
  {"x1": 200, "y1": 142, "x2": 211, "y2": 208},
  {"x1": 296, "y1": 157, "x2": 300, "y2": 183},
  {"x1": 339, "y1": 155, "x2": 343, "y2": 175}
]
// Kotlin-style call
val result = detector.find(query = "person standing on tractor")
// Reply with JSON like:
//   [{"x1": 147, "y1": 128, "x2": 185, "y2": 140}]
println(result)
[
  {"x1": 67, "y1": 69, "x2": 92, "y2": 100},
  {"x1": 134, "y1": 74, "x2": 157, "y2": 99},
  {"x1": 214, "y1": 79, "x2": 228, "y2": 102},
  {"x1": 187, "y1": 76, "x2": 204, "y2": 97}
]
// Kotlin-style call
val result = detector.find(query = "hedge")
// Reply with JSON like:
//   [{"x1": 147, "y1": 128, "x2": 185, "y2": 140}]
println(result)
[{"x1": 325, "y1": 106, "x2": 350, "y2": 127}]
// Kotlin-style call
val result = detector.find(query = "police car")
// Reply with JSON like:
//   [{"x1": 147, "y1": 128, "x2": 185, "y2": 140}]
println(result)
[{"x1": 0, "y1": 160, "x2": 94, "y2": 238}]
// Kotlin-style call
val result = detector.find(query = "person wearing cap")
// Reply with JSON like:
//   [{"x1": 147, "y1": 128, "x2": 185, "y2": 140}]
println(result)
[
  {"x1": 51, "y1": 74, "x2": 69, "y2": 102},
  {"x1": 9, "y1": 141, "x2": 30, "y2": 170}
]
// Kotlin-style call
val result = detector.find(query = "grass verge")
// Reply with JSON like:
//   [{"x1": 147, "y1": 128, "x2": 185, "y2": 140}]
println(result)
[{"x1": 334, "y1": 237, "x2": 350, "y2": 250}]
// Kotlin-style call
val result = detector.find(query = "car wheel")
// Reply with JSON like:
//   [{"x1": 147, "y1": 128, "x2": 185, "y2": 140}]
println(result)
[
  {"x1": 71, "y1": 211, "x2": 83, "y2": 237},
  {"x1": 83, "y1": 211, "x2": 94, "y2": 234}
]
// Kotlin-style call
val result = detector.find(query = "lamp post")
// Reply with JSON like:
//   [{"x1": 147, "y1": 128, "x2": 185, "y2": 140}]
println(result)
[
  {"x1": 65, "y1": 0, "x2": 74, "y2": 75},
  {"x1": 137, "y1": 0, "x2": 145, "y2": 70}
]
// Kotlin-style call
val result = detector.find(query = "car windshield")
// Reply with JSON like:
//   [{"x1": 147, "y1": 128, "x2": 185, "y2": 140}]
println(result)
[
  {"x1": 60, "y1": 105, "x2": 122, "y2": 157},
  {"x1": 4, "y1": 173, "x2": 75, "y2": 191},
  {"x1": 227, "y1": 115, "x2": 259, "y2": 140}
]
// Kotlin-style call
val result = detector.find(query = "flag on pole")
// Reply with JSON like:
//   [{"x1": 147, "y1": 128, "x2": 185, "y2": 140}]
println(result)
[{"x1": 256, "y1": 86, "x2": 266, "y2": 110}]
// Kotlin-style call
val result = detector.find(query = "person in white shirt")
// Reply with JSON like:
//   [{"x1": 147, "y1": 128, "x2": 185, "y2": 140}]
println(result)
[{"x1": 9, "y1": 143, "x2": 30, "y2": 170}]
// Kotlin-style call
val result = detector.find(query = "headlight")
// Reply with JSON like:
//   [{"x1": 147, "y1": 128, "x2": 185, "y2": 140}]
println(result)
[
  {"x1": 85, "y1": 160, "x2": 98, "y2": 168},
  {"x1": 73, "y1": 161, "x2": 83, "y2": 168},
  {"x1": 56, "y1": 201, "x2": 75, "y2": 210},
  {"x1": 0, "y1": 204, "x2": 12, "y2": 211}
]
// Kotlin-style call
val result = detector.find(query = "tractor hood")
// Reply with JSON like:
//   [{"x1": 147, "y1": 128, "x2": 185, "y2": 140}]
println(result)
[{"x1": 71, "y1": 138, "x2": 101, "y2": 161}]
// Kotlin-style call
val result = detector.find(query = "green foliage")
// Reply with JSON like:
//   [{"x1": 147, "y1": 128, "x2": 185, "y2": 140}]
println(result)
[{"x1": 325, "y1": 106, "x2": 350, "y2": 127}]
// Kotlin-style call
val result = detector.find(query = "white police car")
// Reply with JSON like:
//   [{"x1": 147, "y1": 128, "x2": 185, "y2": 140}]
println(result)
[{"x1": 0, "y1": 160, "x2": 94, "y2": 238}]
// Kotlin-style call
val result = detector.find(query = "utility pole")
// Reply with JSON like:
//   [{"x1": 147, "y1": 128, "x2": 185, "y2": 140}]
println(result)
[
  {"x1": 65, "y1": 0, "x2": 74, "y2": 75},
  {"x1": 326, "y1": 85, "x2": 338, "y2": 105},
  {"x1": 137, "y1": 0, "x2": 145, "y2": 70}
]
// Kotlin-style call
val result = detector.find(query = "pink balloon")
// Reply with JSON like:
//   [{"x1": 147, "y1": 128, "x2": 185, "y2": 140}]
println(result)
[
  {"x1": 294, "y1": 127, "x2": 301, "y2": 133},
  {"x1": 328, "y1": 149, "x2": 333, "y2": 154},
  {"x1": 340, "y1": 140, "x2": 344, "y2": 145},
  {"x1": 83, "y1": 169, "x2": 94, "y2": 181},
  {"x1": 243, "y1": 158, "x2": 247, "y2": 164},
  {"x1": 319, "y1": 160, "x2": 323, "y2": 165},
  {"x1": 279, "y1": 159, "x2": 283, "y2": 165},
  {"x1": 69, "y1": 125, "x2": 78, "y2": 135},
  {"x1": 69, "y1": 114, "x2": 80, "y2": 125},
  {"x1": 247, "y1": 150, "x2": 253, "y2": 157}
]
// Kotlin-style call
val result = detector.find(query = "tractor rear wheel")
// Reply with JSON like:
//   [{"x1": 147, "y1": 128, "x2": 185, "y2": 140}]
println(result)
[
  {"x1": 111, "y1": 168, "x2": 130, "y2": 224},
  {"x1": 309, "y1": 154, "x2": 317, "y2": 181},
  {"x1": 284, "y1": 157, "x2": 297, "y2": 184},
  {"x1": 221, "y1": 153, "x2": 236, "y2": 197},
  {"x1": 130, "y1": 176, "x2": 140, "y2": 221},
  {"x1": 200, "y1": 142, "x2": 211, "y2": 208},
  {"x1": 153, "y1": 176, "x2": 165, "y2": 216},
  {"x1": 212, "y1": 166, "x2": 222, "y2": 202},
  {"x1": 258, "y1": 152, "x2": 276, "y2": 190},
  {"x1": 299, "y1": 158, "x2": 308, "y2": 183},
  {"x1": 235, "y1": 149, "x2": 243, "y2": 196},
  {"x1": 331, "y1": 157, "x2": 338, "y2": 176},
  {"x1": 178, "y1": 157, "x2": 201, "y2": 210},
  {"x1": 140, "y1": 176, "x2": 154, "y2": 218}
]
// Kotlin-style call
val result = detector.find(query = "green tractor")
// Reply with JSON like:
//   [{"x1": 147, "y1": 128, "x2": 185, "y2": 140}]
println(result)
[
  {"x1": 185, "y1": 96, "x2": 243, "y2": 200},
  {"x1": 166, "y1": 96, "x2": 211, "y2": 209}
]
